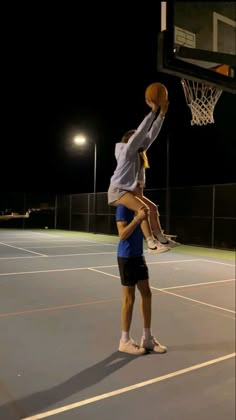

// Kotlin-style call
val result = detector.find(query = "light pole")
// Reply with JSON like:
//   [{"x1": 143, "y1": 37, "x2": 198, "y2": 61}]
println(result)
[
  {"x1": 73, "y1": 135, "x2": 97, "y2": 232},
  {"x1": 93, "y1": 142, "x2": 97, "y2": 198}
]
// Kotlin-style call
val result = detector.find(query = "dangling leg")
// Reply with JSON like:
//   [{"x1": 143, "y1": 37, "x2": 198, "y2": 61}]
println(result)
[{"x1": 133, "y1": 187, "x2": 170, "y2": 248}]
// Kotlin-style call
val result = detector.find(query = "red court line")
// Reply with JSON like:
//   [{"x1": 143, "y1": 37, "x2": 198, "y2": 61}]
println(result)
[
  {"x1": 0, "y1": 297, "x2": 120, "y2": 319},
  {"x1": 0, "y1": 279, "x2": 234, "y2": 320}
]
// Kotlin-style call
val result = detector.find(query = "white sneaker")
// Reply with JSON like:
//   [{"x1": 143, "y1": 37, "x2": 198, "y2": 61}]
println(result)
[
  {"x1": 140, "y1": 336, "x2": 167, "y2": 353},
  {"x1": 147, "y1": 239, "x2": 170, "y2": 254},
  {"x1": 156, "y1": 233, "x2": 169, "y2": 245},
  {"x1": 119, "y1": 338, "x2": 147, "y2": 355},
  {"x1": 166, "y1": 237, "x2": 181, "y2": 247},
  {"x1": 156, "y1": 233, "x2": 181, "y2": 247}
]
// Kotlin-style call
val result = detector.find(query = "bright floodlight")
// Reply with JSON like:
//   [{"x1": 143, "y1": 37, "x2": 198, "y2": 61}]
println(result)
[{"x1": 74, "y1": 135, "x2": 86, "y2": 145}]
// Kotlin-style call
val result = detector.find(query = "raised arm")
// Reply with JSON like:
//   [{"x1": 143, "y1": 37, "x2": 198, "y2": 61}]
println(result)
[
  {"x1": 124, "y1": 111, "x2": 157, "y2": 157},
  {"x1": 142, "y1": 100, "x2": 169, "y2": 150}
]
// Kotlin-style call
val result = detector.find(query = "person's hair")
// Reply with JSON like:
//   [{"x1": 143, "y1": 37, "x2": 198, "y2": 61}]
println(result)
[
  {"x1": 121, "y1": 130, "x2": 135, "y2": 143},
  {"x1": 139, "y1": 149, "x2": 150, "y2": 169},
  {"x1": 120, "y1": 130, "x2": 150, "y2": 169}
]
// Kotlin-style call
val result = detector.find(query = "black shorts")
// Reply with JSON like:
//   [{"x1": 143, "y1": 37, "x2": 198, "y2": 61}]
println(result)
[{"x1": 117, "y1": 256, "x2": 149, "y2": 286}]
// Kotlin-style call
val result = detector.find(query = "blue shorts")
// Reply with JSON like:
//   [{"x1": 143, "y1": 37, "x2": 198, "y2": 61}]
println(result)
[{"x1": 117, "y1": 256, "x2": 149, "y2": 286}]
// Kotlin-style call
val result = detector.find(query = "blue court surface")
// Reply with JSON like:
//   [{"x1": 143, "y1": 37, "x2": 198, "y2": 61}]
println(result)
[{"x1": 0, "y1": 229, "x2": 235, "y2": 420}]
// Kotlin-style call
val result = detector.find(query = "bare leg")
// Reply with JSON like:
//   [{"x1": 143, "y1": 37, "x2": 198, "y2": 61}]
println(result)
[
  {"x1": 137, "y1": 279, "x2": 152, "y2": 328},
  {"x1": 134, "y1": 186, "x2": 163, "y2": 237},
  {"x1": 119, "y1": 285, "x2": 147, "y2": 354},
  {"x1": 133, "y1": 187, "x2": 179, "y2": 246},
  {"x1": 121, "y1": 286, "x2": 135, "y2": 332},
  {"x1": 115, "y1": 192, "x2": 154, "y2": 240},
  {"x1": 137, "y1": 279, "x2": 167, "y2": 353}
]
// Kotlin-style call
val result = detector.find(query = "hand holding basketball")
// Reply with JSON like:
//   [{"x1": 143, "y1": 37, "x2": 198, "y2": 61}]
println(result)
[
  {"x1": 145, "y1": 82, "x2": 168, "y2": 112},
  {"x1": 145, "y1": 98, "x2": 159, "y2": 113},
  {"x1": 160, "y1": 98, "x2": 169, "y2": 116}
]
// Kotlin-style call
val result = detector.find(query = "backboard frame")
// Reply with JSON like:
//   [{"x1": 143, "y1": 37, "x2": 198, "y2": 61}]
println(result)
[{"x1": 157, "y1": 1, "x2": 236, "y2": 94}]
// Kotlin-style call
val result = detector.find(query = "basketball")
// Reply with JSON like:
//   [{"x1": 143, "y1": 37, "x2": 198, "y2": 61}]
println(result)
[{"x1": 145, "y1": 82, "x2": 168, "y2": 107}]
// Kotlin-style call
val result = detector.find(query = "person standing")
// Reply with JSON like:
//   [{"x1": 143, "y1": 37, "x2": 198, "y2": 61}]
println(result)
[{"x1": 116, "y1": 204, "x2": 167, "y2": 355}]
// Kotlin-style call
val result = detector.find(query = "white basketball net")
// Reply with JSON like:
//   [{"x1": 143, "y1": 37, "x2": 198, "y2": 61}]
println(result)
[{"x1": 181, "y1": 79, "x2": 222, "y2": 126}]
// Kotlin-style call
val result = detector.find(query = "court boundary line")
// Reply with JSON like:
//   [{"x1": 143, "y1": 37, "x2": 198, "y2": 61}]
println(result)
[
  {"x1": 1, "y1": 239, "x2": 116, "y2": 246},
  {"x1": 20, "y1": 352, "x2": 236, "y2": 420},
  {"x1": 18, "y1": 244, "x2": 117, "y2": 249},
  {"x1": 0, "y1": 251, "x2": 117, "y2": 260},
  {"x1": 0, "y1": 259, "x2": 202, "y2": 275},
  {"x1": 0, "y1": 242, "x2": 47, "y2": 257},
  {"x1": 161, "y1": 278, "x2": 235, "y2": 290},
  {"x1": 0, "y1": 250, "x2": 234, "y2": 266},
  {"x1": 0, "y1": 264, "x2": 234, "y2": 318},
  {"x1": 89, "y1": 268, "x2": 235, "y2": 314},
  {"x1": 199, "y1": 259, "x2": 235, "y2": 266},
  {"x1": 2, "y1": 258, "x2": 234, "y2": 275},
  {"x1": 151, "y1": 286, "x2": 236, "y2": 314}
]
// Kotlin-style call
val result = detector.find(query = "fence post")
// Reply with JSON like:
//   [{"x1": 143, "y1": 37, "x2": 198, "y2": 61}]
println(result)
[
  {"x1": 69, "y1": 195, "x2": 72, "y2": 230},
  {"x1": 211, "y1": 185, "x2": 215, "y2": 248},
  {"x1": 165, "y1": 134, "x2": 170, "y2": 233},
  {"x1": 22, "y1": 192, "x2": 26, "y2": 230},
  {"x1": 54, "y1": 195, "x2": 58, "y2": 229}
]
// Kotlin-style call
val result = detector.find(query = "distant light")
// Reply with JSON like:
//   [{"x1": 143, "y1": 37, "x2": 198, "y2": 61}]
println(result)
[{"x1": 74, "y1": 135, "x2": 86, "y2": 145}]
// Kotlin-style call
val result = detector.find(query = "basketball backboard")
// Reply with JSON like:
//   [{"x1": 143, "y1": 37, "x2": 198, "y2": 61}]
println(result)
[{"x1": 157, "y1": 1, "x2": 236, "y2": 94}]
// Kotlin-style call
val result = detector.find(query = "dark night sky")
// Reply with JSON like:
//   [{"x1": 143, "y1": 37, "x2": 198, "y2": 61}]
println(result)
[{"x1": 1, "y1": 3, "x2": 236, "y2": 194}]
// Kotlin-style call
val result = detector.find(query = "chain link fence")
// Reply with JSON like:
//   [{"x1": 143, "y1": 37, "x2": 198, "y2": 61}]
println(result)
[{"x1": 1, "y1": 184, "x2": 235, "y2": 250}]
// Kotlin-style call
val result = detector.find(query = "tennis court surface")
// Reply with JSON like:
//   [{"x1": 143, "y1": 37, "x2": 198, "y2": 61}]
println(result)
[{"x1": 0, "y1": 229, "x2": 235, "y2": 420}]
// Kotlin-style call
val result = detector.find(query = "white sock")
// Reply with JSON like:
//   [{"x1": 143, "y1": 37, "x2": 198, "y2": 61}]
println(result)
[
  {"x1": 143, "y1": 328, "x2": 152, "y2": 339},
  {"x1": 121, "y1": 331, "x2": 130, "y2": 342}
]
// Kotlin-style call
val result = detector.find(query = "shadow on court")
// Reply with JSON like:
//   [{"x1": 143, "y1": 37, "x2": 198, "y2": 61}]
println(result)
[{"x1": 0, "y1": 351, "x2": 145, "y2": 419}]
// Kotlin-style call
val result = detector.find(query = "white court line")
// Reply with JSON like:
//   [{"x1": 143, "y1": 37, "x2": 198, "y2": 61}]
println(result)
[
  {"x1": 0, "y1": 258, "x2": 233, "y2": 276},
  {"x1": 0, "y1": 232, "x2": 63, "y2": 238},
  {"x1": 0, "y1": 240, "x2": 89, "y2": 244},
  {"x1": 151, "y1": 286, "x2": 236, "y2": 314},
  {"x1": 88, "y1": 268, "x2": 235, "y2": 291},
  {"x1": 148, "y1": 259, "x2": 235, "y2": 267},
  {"x1": 162, "y1": 278, "x2": 235, "y2": 290},
  {"x1": 89, "y1": 268, "x2": 235, "y2": 314},
  {"x1": 23, "y1": 244, "x2": 117, "y2": 249},
  {"x1": 0, "y1": 251, "x2": 117, "y2": 260},
  {"x1": 0, "y1": 256, "x2": 46, "y2": 260},
  {"x1": 199, "y1": 259, "x2": 235, "y2": 267},
  {"x1": 0, "y1": 259, "x2": 203, "y2": 275},
  {"x1": 21, "y1": 352, "x2": 235, "y2": 420},
  {"x1": 24, "y1": 232, "x2": 61, "y2": 237},
  {"x1": 88, "y1": 268, "x2": 119, "y2": 279},
  {"x1": 1, "y1": 239, "x2": 113, "y2": 244},
  {"x1": 0, "y1": 242, "x2": 47, "y2": 257},
  {"x1": 0, "y1": 266, "x2": 116, "y2": 276},
  {"x1": 1, "y1": 237, "x2": 117, "y2": 245}
]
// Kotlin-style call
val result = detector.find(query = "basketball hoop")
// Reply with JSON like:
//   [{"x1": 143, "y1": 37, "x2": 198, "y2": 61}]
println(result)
[{"x1": 181, "y1": 64, "x2": 229, "y2": 126}]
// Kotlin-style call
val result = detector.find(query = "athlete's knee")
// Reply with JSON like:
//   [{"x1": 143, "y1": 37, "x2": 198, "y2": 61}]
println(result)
[
  {"x1": 123, "y1": 294, "x2": 135, "y2": 307},
  {"x1": 138, "y1": 204, "x2": 149, "y2": 211}
]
